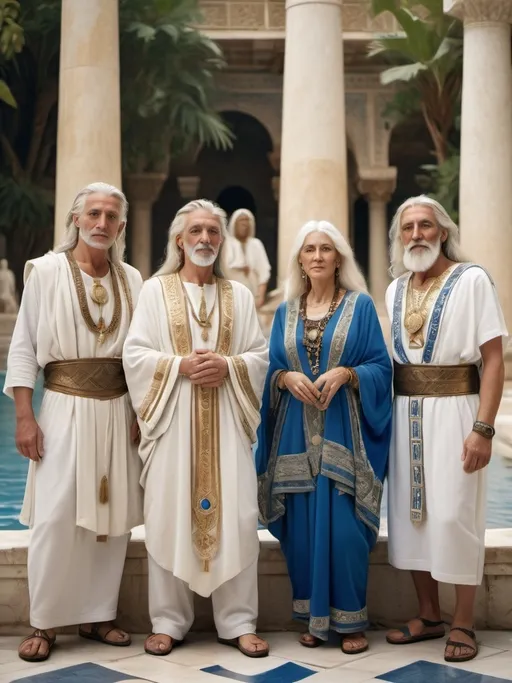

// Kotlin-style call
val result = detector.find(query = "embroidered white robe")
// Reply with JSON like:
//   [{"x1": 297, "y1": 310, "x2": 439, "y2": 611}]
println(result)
[
  {"x1": 123, "y1": 275, "x2": 269, "y2": 598},
  {"x1": 386, "y1": 265, "x2": 508, "y2": 585}
]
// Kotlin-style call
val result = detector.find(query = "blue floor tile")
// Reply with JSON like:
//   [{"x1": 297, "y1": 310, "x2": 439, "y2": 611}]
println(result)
[
  {"x1": 377, "y1": 660, "x2": 512, "y2": 683},
  {"x1": 201, "y1": 662, "x2": 316, "y2": 682},
  {"x1": 11, "y1": 662, "x2": 143, "y2": 683}
]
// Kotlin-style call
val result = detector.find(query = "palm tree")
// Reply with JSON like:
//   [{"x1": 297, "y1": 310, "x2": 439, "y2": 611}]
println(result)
[
  {"x1": 369, "y1": 0, "x2": 462, "y2": 164},
  {"x1": 119, "y1": 0, "x2": 233, "y2": 174}
]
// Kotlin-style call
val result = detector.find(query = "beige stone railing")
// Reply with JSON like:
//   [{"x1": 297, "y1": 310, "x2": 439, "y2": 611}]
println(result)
[{"x1": 1, "y1": 528, "x2": 512, "y2": 634}]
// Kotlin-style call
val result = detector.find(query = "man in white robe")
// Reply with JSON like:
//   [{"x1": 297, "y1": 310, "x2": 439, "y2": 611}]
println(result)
[
  {"x1": 385, "y1": 196, "x2": 507, "y2": 663},
  {"x1": 123, "y1": 199, "x2": 270, "y2": 657},
  {"x1": 226, "y1": 208, "x2": 271, "y2": 310},
  {"x1": 4, "y1": 183, "x2": 143, "y2": 662}
]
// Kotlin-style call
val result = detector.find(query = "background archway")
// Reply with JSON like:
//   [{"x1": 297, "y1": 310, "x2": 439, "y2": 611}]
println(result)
[{"x1": 216, "y1": 186, "x2": 257, "y2": 218}]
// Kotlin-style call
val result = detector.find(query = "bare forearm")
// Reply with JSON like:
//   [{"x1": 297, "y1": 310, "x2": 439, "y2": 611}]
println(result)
[
  {"x1": 477, "y1": 356, "x2": 504, "y2": 426},
  {"x1": 13, "y1": 387, "x2": 35, "y2": 420}
]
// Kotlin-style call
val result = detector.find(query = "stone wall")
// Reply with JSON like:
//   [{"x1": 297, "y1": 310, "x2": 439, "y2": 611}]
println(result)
[{"x1": 1, "y1": 528, "x2": 512, "y2": 635}]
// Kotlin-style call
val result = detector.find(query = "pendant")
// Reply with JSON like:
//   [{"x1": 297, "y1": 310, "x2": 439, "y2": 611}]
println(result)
[
  {"x1": 97, "y1": 317, "x2": 106, "y2": 345},
  {"x1": 307, "y1": 328, "x2": 319, "y2": 341},
  {"x1": 404, "y1": 311, "x2": 424, "y2": 335},
  {"x1": 91, "y1": 280, "x2": 109, "y2": 306},
  {"x1": 201, "y1": 328, "x2": 209, "y2": 342}
]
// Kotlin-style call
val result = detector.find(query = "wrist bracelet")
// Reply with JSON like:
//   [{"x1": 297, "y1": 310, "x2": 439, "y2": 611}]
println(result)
[{"x1": 472, "y1": 420, "x2": 495, "y2": 440}]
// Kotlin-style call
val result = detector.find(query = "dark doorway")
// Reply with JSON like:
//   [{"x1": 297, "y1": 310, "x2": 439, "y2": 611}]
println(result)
[{"x1": 217, "y1": 186, "x2": 257, "y2": 219}]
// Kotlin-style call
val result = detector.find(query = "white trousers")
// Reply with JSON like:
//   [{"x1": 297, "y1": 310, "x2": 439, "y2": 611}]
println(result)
[
  {"x1": 28, "y1": 423, "x2": 129, "y2": 629},
  {"x1": 148, "y1": 553, "x2": 258, "y2": 641}
]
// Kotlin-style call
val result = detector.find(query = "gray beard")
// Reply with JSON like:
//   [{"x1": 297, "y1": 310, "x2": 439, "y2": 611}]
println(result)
[
  {"x1": 403, "y1": 240, "x2": 441, "y2": 273},
  {"x1": 187, "y1": 244, "x2": 217, "y2": 267}
]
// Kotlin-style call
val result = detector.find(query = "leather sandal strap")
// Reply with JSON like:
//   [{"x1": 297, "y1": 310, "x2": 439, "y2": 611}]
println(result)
[
  {"x1": 450, "y1": 626, "x2": 475, "y2": 640},
  {"x1": 22, "y1": 630, "x2": 55, "y2": 646},
  {"x1": 419, "y1": 618, "x2": 445, "y2": 628},
  {"x1": 446, "y1": 638, "x2": 477, "y2": 652}
]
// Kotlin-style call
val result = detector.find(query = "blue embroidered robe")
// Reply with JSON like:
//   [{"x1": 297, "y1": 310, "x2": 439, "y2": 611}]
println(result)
[{"x1": 256, "y1": 291, "x2": 392, "y2": 638}]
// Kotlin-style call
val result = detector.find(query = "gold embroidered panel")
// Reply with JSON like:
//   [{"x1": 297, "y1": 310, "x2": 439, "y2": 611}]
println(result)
[{"x1": 197, "y1": 1, "x2": 399, "y2": 33}]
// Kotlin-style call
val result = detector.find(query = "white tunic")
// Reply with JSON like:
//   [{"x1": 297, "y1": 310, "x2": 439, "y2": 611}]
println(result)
[
  {"x1": 386, "y1": 265, "x2": 508, "y2": 585},
  {"x1": 4, "y1": 251, "x2": 144, "y2": 537},
  {"x1": 123, "y1": 276, "x2": 269, "y2": 597},
  {"x1": 225, "y1": 236, "x2": 271, "y2": 297}
]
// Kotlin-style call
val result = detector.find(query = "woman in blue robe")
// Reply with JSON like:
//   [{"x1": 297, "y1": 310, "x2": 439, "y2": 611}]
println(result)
[{"x1": 256, "y1": 220, "x2": 392, "y2": 654}]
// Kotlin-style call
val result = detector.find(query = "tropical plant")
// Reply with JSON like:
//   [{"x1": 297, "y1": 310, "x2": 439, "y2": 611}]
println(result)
[
  {"x1": 0, "y1": 0, "x2": 232, "y2": 285},
  {"x1": 369, "y1": 0, "x2": 462, "y2": 164},
  {"x1": 0, "y1": 0, "x2": 59, "y2": 286},
  {"x1": 0, "y1": 0, "x2": 24, "y2": 107},
  {"x1": 119, "y1": 0, "x2": 233, "y2": 174}
]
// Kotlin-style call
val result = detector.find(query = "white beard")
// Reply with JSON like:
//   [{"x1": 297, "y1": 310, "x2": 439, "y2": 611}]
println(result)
[
  {"x1": 186, "y1": 244, "x2": 218, "y2": 267},
  {"x1": 79, "y1": 228, "x2": 113, "y2": 251},
  {"x1": 403, "y1": 240, "x2": 441, "y2": 273}
]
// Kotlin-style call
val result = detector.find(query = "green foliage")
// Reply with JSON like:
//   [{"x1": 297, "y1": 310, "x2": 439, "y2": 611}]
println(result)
[
  {"x1": 0, "y1": 0, "x2": 24, "y2": 107},
  {"x1": 370, "y1": 0, "x2": 462, "y2": 163},
  {"x1": 119, "y1": 0, "x2": 233, "y2": 173}
]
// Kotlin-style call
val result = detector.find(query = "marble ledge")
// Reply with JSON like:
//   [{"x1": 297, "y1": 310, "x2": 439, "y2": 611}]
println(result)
[{"x1": 1, "y1": 527, "x2": 512, "y2": 633}]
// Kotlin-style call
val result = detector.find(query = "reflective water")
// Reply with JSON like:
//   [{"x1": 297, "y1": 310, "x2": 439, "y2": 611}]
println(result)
[{"x1": 1, "y1": 372, "x2": 512, "y2": 529}]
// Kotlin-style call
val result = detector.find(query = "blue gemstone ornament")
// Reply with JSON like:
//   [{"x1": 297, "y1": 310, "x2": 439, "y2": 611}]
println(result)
[{"x1": 200, "y1": 498, "x2": 211, "y2": 510}]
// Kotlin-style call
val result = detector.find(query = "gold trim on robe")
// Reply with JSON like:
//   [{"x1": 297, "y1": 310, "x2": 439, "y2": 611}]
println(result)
[
  {"x1": 158, "y1": 273, "x2": 234, "y2": 571},
  {"x1": 232, "y1": 355, "x2": 260, "y2": 412},
  {"x1": 139, "y1": 356, "x2": 174, "y2": 423}
]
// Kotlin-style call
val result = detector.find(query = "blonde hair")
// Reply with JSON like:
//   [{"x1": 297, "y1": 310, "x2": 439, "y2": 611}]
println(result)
[
  {"x1": 286, "y1": 220, "x2": 368, "y2": 300},
  {"x1": 227, "y1": 208, "x2": 256, "y2": 239},
  {"x1": 54, "y1": 182, "x2": 128, "y2": 263},
  {"x1": 155, "y1": 199, "x2": 229, "y2": 277},
  {"x1": 389, "y1": 195, "x2": 467, "y2": 277}
]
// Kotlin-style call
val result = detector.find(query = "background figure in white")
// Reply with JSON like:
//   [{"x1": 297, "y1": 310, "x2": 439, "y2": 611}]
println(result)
[
  {"x1": 0, "y1": 258, "x2": 18, "y2": 312},
  {"x1": 385, "y1": 196, "x2": 507, "y2": 664},
  {"x1": 226, "y1": 208, "x2": 271, "y2": 309},
  {"x1": 4, "y1": 183, "x2": 143, "y2": 663},
  {"x1": 123, "y1": 199, "x2": 270, "y2": 658}
]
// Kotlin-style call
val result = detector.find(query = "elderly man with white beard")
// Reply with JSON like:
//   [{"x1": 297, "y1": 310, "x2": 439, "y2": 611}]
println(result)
[
  {"x1": 4, "y1": 182, "x2": 143, "y2": 662},
  {"x1": 384, "y1": 196, "x2": 507, "y2": 663},
  {"x1": 123, "y1": 199, "x2": 270, "y2": 658}
]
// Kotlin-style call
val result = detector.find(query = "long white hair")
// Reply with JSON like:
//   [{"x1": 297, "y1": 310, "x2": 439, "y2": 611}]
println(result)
[
  {"x1": 154, "y1": 199, "x2": 229, "y2": 277},
  {"x1": 227, "y1": 208, "x2": 256, "y2": 238},
  {"x1": 54, "y1": 182, "x2": 128, "y2": 264},
  {"x1": 286, "y1": 220, "x2": 368, "y2": 301},
  {"x1": 389, "y1": 195, "x2": 468, "y2": 277}
]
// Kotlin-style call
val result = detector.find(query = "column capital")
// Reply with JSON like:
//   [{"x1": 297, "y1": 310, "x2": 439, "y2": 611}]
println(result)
[
  {"x1": 177, "y1": 176, "x2": 201, "y2": 201},
  {"x1": 444, "y1": 0, "x2": 512, "y2": 24},
  {"x1": 124, "y1": 172, "x2": 167, "y2": 206},
  {"x1": 357, "y1": 168, "x2": 397, "y2": 203},
  {"x1": 286, "y1": 0, "x2": 342, "y2": 9}
]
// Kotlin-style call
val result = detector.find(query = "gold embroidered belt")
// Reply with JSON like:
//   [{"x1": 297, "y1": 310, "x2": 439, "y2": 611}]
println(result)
[
  {"x1": 44, "y1": 358, "x2": 128, "y2": 400},
  {"x1": 393, "y1": 362, "x2": 480, "y2": 397}
]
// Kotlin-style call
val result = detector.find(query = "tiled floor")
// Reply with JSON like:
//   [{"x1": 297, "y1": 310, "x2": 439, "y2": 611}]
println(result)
[{"x1": 1, "y1": 631, "x2": 511, "y2": 683}]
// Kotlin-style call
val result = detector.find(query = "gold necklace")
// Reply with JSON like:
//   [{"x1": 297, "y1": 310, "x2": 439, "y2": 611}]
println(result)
[
  {"x1": 404, "y1": 268, "x2": 453, "y2": 348},
  {"x1": 182, "y1": 279, "x2": 218, "y2": 342},
  {"x1": 66, "y1": 250, "x2": 122, "y2": 345}
]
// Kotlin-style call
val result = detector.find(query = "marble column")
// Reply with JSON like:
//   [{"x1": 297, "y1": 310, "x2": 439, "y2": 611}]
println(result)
[
  {"x1": 445, "y1": 0, "x2": 512, "y2": 329},
  {"x1": 358, "y1": 173, "x2": 396, "y2": 310},
  {"x1": 125, "y1": 173, "x2": 166, "y2": 280},
  {"x1": 278, "y1": 0, "x2": 348, "y2": 282},
  {"x1": 54, "y1": 0, "x2": 122, "y2": 245}
]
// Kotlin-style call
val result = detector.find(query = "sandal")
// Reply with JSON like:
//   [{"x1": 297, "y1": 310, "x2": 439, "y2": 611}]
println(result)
[
  {"x1": 218, "y1": 634, "x2": 269, "y2": 658},
  {"x1": 144, "y1": 633, "x2": 183, "y2": 657},
  {"x1": 18, "y1": 629, "x2": 56, "y2": 662},
  {"x1": 444, "y1": 627, "x2": 478, "y2": 663},
  {"x1": 79, "y1": 622, "x2": 131, "y2": 647},
  {"x1": 299, "y1": 633, "x2": 322, "y2": 648},
  {"x1": 341, "y1": 632, "x2": 368, "y2": 655},
  {"x1": 386, "y1": 617, "x2": 445, "y2": 645}
]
